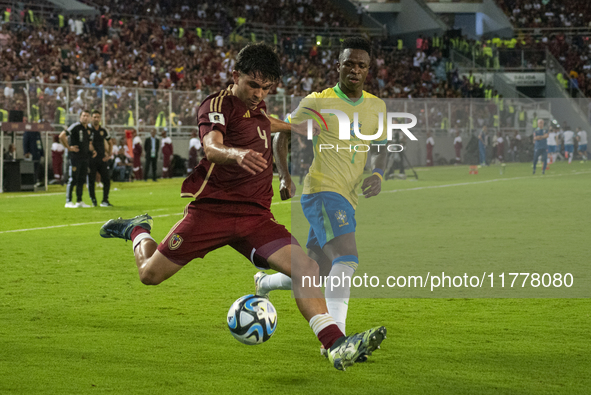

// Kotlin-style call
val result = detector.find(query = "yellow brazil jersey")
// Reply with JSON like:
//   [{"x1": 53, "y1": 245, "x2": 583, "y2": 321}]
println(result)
[{"x1": 288, "y1": 84, "x2": 387, "y2": 209}]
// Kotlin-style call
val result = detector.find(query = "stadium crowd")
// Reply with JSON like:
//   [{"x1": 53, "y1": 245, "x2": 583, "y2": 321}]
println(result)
[
  {"x1": 497, "y1": 0, "x2": 591, "y2": 29},
  {"x1": 91, "y1": 0, "x2": 355, "y2": 29},
  {"x1": 1, "y1": 0, "x2": 590, "y2": 179}
]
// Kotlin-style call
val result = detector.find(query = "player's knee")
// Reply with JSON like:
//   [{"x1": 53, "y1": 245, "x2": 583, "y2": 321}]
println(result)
[
  {"x1": 298, "y1": 256, "x2": 320, "y2": 277},
  {"x1": 139, "y1": 269, "x2": 163, "y2": 285}
]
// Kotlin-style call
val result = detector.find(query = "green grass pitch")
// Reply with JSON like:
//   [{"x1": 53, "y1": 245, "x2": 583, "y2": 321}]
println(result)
[{"x1": 1, "y1": 161, "x2": 590, "y2": 394}]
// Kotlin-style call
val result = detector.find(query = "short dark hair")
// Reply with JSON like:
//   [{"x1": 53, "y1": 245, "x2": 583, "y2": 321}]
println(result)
[
  {"x1": 91, "y1": 110, "x2": 101, "y2": 116},
  {"x1": 81, "y1": 109, "x2": 90, "y2": 115},
  {"x1": 339, "y1": 37, "x2": 372, "y2": 61},
  {"x1": 235, "y1": 43, "x2": 281, "y2": 83}
]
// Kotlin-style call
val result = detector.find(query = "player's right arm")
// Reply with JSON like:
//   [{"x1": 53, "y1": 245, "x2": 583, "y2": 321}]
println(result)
[
  {"x1": 59, "y1": 127, "x2": 78, "y2": 152},
  {"x1": 202, "y1": 130, "x2": 267, "y2": 175}
]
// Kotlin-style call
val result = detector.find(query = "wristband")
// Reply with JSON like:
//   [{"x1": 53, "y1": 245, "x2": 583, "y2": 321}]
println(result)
[{"x1": 372, "y1": 168, "x2": 384, "y2": 181}]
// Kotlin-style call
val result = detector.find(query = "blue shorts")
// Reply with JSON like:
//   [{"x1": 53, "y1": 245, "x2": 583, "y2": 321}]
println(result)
[
  {"x1": 300, "y1": 192, "x2": 356, "y2": 249},
  {"x1": 579, "y1": 144, "x2": 587, "y2": 152},
  {"x1": 565, "y1": 144, "x2": 574, "y2": 153},
  {"x1": 547, "y1": 145, "x2": 557, "y2": 153}
]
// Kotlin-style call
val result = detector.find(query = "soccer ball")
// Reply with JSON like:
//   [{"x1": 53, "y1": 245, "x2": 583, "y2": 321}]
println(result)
[{"x1": 227, "y1": 294, "x2": 277, "y2": 345}]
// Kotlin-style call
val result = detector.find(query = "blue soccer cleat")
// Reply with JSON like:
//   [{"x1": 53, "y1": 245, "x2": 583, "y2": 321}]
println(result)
[
  {"x1": 327, "y1": 326, "x2": 387, "y2": 371},
  {"x1": 100, "y1": 214, "x2": 153, "y2": 240}
]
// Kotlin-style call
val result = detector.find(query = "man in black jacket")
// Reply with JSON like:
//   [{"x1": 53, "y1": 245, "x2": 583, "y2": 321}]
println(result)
[
  {"x1": 144, "y1": 129, "x2": 160, "y2": 181},
  {"x1": 59, "y1": 110, "x2": 96, "y2": 207},
  {"x1": 88, "y1": 110, "x2": 113, "y2": 207}
]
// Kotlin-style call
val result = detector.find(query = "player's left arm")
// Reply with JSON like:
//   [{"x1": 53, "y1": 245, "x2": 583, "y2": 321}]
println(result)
[
  {"x1": 362, "y1": 100, "x2": 388, "y2": 198},
  {"x1": 362, "y1": 147, "x2": 387, "y2": 198},
  {"x1": 272, "y1": 130, "x2": 295, "y2": 200}
]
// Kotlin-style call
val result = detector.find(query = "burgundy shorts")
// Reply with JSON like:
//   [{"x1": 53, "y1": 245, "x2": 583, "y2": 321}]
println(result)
[{"x1": 158, "y1": 199, "x2": 298, "y2": 269}]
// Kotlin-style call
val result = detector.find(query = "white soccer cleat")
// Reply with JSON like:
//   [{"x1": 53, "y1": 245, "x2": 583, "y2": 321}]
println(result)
[
  {"x1": 75, "y1": 201, "x2": 91, "y2": 208},
  {"x1": 254, "y1": 271, "x2": 269, "y2": 298},
  {"x1": 65, "y1": 202, "x2": 77, "y2": 208}
]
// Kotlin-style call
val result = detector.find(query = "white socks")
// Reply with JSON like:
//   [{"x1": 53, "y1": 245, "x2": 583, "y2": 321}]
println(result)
[
  {"x1": 309, "y1": 313, "x2": 337, "y2": 337},
  {"x1": 259, "y1": 272, "x2": 292, "y2": 295},
  {"x1": 262, "y1": 259, "x2": 357, "y2": 335},
  {"x1": 132, "y1": 232, "x2": 155, "y2": 251},
  {"x1": 325, "y1": 263, "x2": 355, "y2": 334}
]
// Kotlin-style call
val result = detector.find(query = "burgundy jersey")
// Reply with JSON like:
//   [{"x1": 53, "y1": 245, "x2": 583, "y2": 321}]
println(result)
[{"x1": 181, "y1": 86, "x2": 274, "y2": 209}]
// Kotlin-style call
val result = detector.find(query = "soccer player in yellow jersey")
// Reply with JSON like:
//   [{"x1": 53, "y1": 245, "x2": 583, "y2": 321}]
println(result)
[{"x1": 257, "y1": 38, "x2": 389, "y2": 356}]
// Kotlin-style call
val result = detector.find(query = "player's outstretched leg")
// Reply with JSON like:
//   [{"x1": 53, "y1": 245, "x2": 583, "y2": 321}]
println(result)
[
  {"x1": 267, "y1": 245, "x2": 386, "y2": 370},
  {"x1": 254, "y1": 271, "x2": 292, "y2": 298},
  {"x1": 100, "y1": 214, "x2": 182, "y2": 285},
  {"x1": 327, "y1": 326, "x2": 387, "y2": 371}
]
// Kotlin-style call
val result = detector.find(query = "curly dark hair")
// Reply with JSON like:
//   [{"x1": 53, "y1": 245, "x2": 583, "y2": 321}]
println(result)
[
  {"x1": 339, "y1": 37, "x2": 372, "y2": 61},
  {"x1": 235, "y1": 43, "x2": 281, "y2": 83}
]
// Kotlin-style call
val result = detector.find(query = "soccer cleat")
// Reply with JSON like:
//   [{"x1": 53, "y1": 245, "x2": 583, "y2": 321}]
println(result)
[
  {"x1": 327, "y1": 326, "x2": 387, "y2": 371},
  {"x1": 100, "y1": 201, "x2": 113, "y2": 207},
  {"x1": 91, "y1": 199, "x2": 98, "y2": 207},
  {"x1": 65, "y1": 202, "x2": 77, "y2": 208},
  {"x1": 100, "y1": 213, "x2": 153, "y2": 240},
  {"x1": 254, "y1": 271, "x2": 269, "y2": 298},
  {"x1": 321, "y1": 345, "x2": 368, "y2": 363},
  {"x1": 76, "y1": 201, "x2": 91, "y2": 208}
]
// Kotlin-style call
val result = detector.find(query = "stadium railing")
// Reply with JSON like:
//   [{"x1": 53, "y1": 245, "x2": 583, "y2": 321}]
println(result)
[
  {"x1": 0, "y1": 81, "x2": 554, "y2": 138},
  {"x1": 451, "y1": 48, "x2": 547, "y2": 72}
]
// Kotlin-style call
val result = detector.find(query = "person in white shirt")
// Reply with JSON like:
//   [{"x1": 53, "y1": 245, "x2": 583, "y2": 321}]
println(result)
[
  {"x1": 413, "y1": 50, "x2": 425, "y2": 69},
  {"x1": 547, "y1": 126, "x2": 558, "y2": 164},
  {"x1": 576, "y1": 127, "x2": 588, "y2": 160},
  {"x1": 187, "y1": 130, "x2": 202, "y2": 174},
  {"x1": 4, "y1": 82, "x2": 14, "y2": 99},
  {"x1": 301, "y1": 76, "x2": 313, "y2": 92},
  {"x1": 563, "y1": 128, "x2": 575, "y2": 163}
]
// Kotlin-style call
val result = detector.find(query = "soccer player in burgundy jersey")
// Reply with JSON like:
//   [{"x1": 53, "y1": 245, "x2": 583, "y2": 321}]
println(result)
[{"x1": 100, "y1": 43, "x2": 385, "y2": 371}]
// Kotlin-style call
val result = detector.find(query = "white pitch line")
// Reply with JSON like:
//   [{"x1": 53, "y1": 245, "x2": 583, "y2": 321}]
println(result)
[
  {"x1": 371, "y1": 170, "x2": 591, "y2": 196},
  {"x1": 2, "y1": 170, "x2": 590, "y2": 234},
  {"x1": 3, "y1": 192, "x2": 64, "y2": 198},
  {"x1": 0, "y1": 212, "x2": 183, "y2": 234}
]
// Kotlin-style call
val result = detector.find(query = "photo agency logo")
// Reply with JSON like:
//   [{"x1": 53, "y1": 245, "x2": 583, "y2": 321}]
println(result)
[{"x1": 303, "y1": 107, "x2": 418, "y2": 152}]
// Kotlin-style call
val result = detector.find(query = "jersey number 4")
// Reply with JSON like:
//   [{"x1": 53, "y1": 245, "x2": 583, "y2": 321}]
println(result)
[{"x1": 257, "y1": 127, "x2": 268, "y2": 149}]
